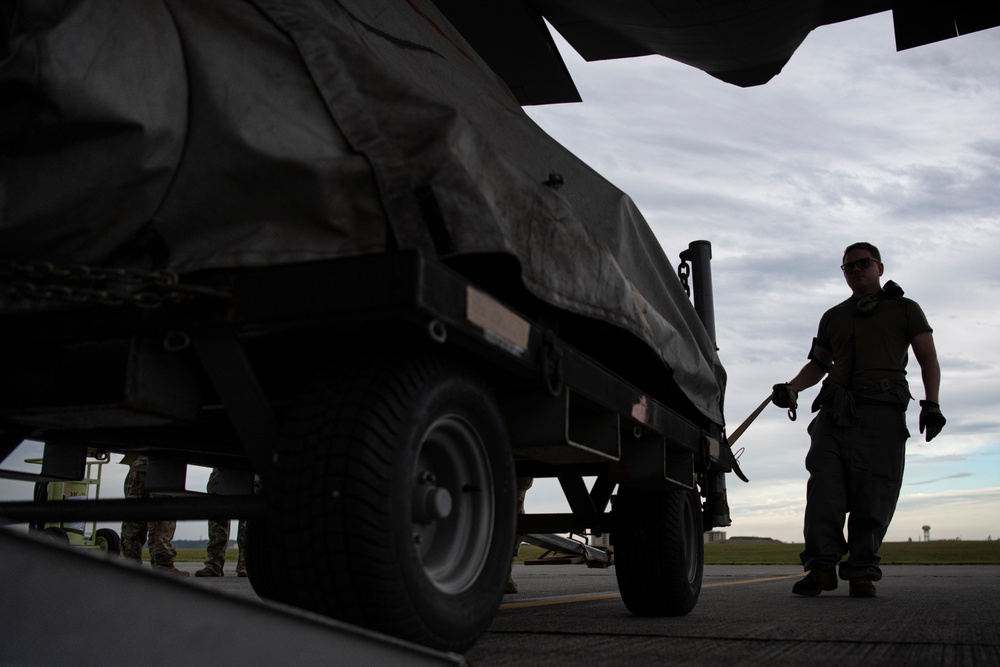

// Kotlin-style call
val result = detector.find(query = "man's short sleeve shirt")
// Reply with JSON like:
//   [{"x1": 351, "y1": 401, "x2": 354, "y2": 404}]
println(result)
[{"x1": 815, "y1": 295, "x2": 932, "y2": 390}]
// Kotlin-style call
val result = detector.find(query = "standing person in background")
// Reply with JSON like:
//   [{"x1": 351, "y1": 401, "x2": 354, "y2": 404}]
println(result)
[
  {"x1": 196, "y1": 468, "x2": 261, "y2": 577},
  {"x1": 771, "y1": 242, "x2": 944, "y2": 598},
  {"x1": 505, "y1": 477, "x2": 532, "y2": 594},
  {"x1": 120, "y1": 455, "x2": 188, "y2": 576}
]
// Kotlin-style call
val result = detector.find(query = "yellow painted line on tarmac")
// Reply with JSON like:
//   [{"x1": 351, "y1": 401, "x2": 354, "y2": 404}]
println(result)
[
  {"x1": 501, "y1": 592, "x2": 622, "y2": 610},
  {"x1": 703, "y1": 573, "x2": 802, "y2": 588},
  {"x1": 499, "y1": 573, "x2": 801, "y2": 610}
]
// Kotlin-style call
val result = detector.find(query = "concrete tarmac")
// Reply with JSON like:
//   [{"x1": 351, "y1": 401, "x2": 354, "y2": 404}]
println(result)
[
  {"x1": 470, "y1": 563, "x2": 1000, "y2": 666},
  {"x1": 176, "y1": 561, "x2": 1000, "y2": 665}
]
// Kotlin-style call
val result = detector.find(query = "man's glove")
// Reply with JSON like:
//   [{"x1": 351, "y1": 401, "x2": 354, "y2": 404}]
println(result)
[
  {"x1": 772, "y1": 383, "x2": 798, "y2": 409},
  {"x1": 919, "y1": 400, "x2": 946, "y2": 442}
]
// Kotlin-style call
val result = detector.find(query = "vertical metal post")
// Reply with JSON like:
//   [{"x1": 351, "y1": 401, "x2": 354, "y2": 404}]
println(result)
[{"x1": 680, "y1": 240, "x2": 716, "y2": 347}]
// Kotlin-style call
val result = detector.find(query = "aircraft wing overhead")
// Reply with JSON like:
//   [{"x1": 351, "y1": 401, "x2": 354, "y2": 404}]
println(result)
[
  {"x1": 533, "y1": 0, "x2": 829, "y2": 88},
  {"x1": 428, "y1": 0, "x2": 582, "y2": 105},
  {"x1": 431, "y1": 0, "x2": 1000, "y2": 104}
]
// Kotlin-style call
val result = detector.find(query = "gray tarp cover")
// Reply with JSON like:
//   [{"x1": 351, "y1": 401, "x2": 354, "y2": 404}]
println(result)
[{"x1": 0, "y1": 0, "x2": 726, "y2": 425}]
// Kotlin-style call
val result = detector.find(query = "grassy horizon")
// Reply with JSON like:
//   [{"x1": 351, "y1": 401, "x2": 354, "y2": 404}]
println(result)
[
  {"x1": 702, "y1": 540, "x2": 1000, "y2": 565},
  {"x1": 513, "y1": 540, "x2": 1000, "y2": 566},
  {"x1": 165, "y1": 540, "x2": 1000, "y2": 566}
]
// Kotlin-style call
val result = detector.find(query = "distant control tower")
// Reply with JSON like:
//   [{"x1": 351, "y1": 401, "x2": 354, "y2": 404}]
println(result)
[{"x1": 922, "y1": 525, "x2": 931, "y2": 542}]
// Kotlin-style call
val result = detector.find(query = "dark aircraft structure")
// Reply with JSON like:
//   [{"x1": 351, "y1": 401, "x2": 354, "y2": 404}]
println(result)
[{"x1": 432, "y1": 1, "x2": 1000, "y2": 104}]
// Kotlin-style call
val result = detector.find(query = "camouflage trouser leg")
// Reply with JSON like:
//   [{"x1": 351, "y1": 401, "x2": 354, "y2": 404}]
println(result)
[
  {"x1": 148, "y1": 520, "x2": 178, "y2": 567},
  {"x1": 122, "y1": 461, "x2": 179, "y2": 567},
  {"x1": 203, "y1": 469, "x2": 230, "y2": 574},
  {"x1": 121, "y1": 466, "x2": 148, "y2": 563},
  {"x1": 236, "y1": 519, "x2": 247, "y2": 570},
  {"x1": 204, "y1": 519, "x2": 230, "y2": 573},
  {"x1": 120, "y1": 521, "x2": 148, "y2": 563}
]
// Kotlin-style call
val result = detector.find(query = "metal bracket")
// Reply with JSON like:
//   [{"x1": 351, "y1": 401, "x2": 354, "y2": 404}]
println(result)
[
  {"x1": 190, "y1": 330, "x2": 278, "y2": 487},
  {"x1": 40, "y1": 442, "x2": 87, "y2": 482},
  {"x1": 145, "y1": 458, "x2": 189, "y2": 494}
]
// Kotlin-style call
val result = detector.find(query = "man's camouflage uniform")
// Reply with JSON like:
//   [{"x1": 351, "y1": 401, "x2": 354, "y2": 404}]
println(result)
[
  {"x1": 199, "y1": 468, "x2": 262, "y2": 576},
  {"x1": 121, "y1": 456, "x2": 185, "y2": 574}
]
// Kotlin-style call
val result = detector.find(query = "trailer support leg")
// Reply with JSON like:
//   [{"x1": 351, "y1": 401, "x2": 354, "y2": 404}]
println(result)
[
  {"x1": 191, "y1": 331, "x2": 278, "y2": 487},
  {"x1": 557, "y1": 474, "x2": 597, "y2": 522}
]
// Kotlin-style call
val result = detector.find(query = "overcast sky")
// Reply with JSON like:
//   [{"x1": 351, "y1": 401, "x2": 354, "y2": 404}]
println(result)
[{"x1": 2, "y1": 11, "x2": 997, "y2": 546}]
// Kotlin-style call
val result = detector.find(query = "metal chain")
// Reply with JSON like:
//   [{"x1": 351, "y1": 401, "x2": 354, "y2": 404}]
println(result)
[
  {"x1": 677, "y1": 261, "x2": 691, "y2": 298},
  {"x1": 0, "y1": 259, "x2": 178, "y2": 287},
  {"x1": 0, "y1": 259, "x2": 187, "y2": 309}
]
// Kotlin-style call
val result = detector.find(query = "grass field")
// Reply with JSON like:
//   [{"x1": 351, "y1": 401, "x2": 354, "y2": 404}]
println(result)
[
  {"x1": 702, "y1": 540, "x2": 1000, "y2": 565},
  {"x1": 168, "y1": 540, "x2": 1000, "y2": 566},
  {"x1": 174, "y1": 548, "x2": 235, "y2": 563},
  {"x1": 512, "y1": 540, "x2": 1000, "y2": 566}
]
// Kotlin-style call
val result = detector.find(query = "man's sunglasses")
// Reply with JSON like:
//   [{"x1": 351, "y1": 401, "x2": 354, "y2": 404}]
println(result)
[{"x1": 841, "y1": 257, "x2": 879, "y2": 273}]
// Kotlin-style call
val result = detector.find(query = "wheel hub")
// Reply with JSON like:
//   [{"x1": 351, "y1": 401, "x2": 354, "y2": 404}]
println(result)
[
  {"x1": 413, "y1": 475, "x2": 454, "y2": 523},
  {"x1": 411, "y1": 415, "x2": 494, "y2": 594}
]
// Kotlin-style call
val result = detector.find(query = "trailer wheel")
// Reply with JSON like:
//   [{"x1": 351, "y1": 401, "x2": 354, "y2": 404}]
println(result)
[
  {"x1": 243, "y1": 513, "x2": 276, "y2": 599},
  {"x1": 613, "y1": 483, "x2": 703, "y2": 616},
  {"x1": 94, "y1": 528, "x2": 121, "y2": 557},
  {"x1": 259, "y1": 353, "x2": 516, "y2": 653}
]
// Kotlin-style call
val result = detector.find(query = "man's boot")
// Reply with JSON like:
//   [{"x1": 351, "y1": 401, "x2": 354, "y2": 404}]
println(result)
[
  {"x1": 849, "y1": 577, "x2": 877, "y2": 598},
  {"x1": 504, "y1": 566, "x2": 518, "y2": 594},
  {"x1": 792, "y1": 568, "x2": 838, "y2": 596}
]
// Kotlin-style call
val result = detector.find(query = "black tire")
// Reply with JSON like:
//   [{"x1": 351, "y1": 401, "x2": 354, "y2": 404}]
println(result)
[
  {"x1": 613, "y1": 483, "x2": 703, "y2": 616},
  {"x1": 244, "y1": 513, "x2": 276, "y2": 600},
  {"x1": 260, "y1": 352, "x2": 516, "y2": 653},
  {"x1": 94, "y1": 528, "x2": 121, "y2": 557}
]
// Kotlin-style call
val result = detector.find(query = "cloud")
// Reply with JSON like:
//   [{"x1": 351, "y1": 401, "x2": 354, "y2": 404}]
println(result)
[
  {"x1": 907, "y1": 455, "x2": 970, "y2": 465},
  {"x1": 906, "y1": 473, "x2": 975, "y2": 486},
  {"x1": 897, "y1": 486, "x2": 1000, "y2": 509}
]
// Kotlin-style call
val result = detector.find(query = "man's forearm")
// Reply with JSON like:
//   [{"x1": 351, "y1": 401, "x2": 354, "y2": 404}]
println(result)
[
  {"x1": 788, "y1": 362, "x2": 826, "y2": 393},
  {"x1": 922, "y1": 360, "x2": 941, "y2": 404},
  {"x1": 911, "y1": 332, "x2": 941, "y2": 404}
]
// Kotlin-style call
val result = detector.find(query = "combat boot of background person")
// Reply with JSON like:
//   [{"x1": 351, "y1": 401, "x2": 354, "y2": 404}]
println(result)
[
  {"x1": 120, "y1": 455, "x2": 189, "y2": 577},
  {"x1": 771, "y1": 242, "x2": 944, "y2": 599}
]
